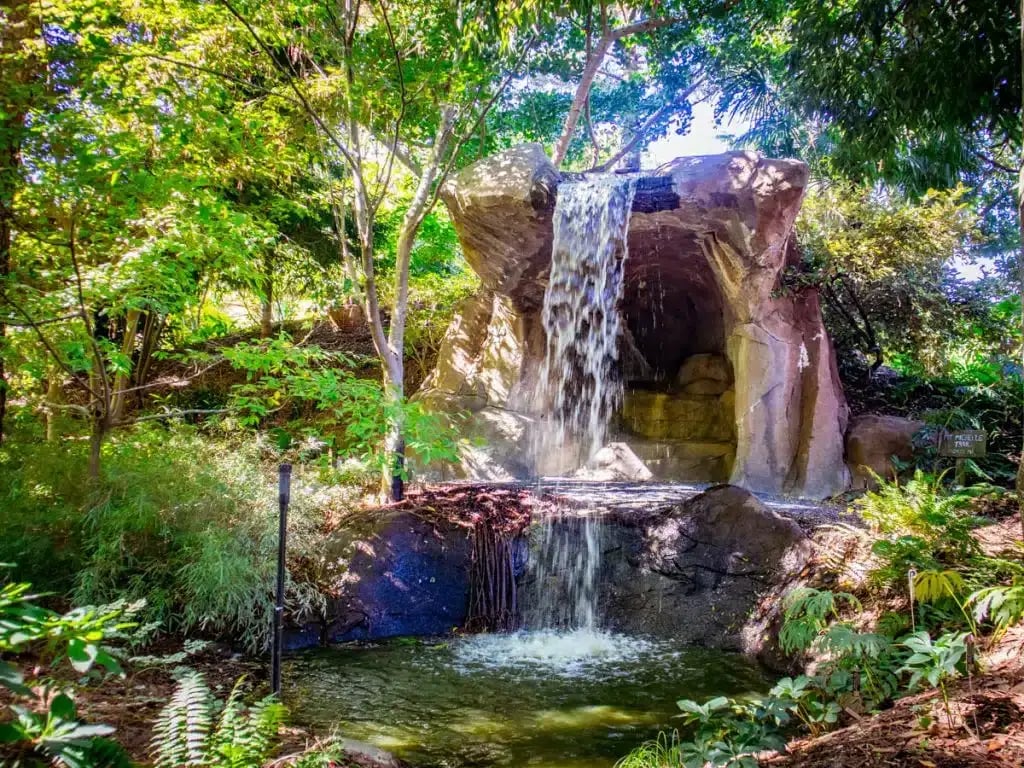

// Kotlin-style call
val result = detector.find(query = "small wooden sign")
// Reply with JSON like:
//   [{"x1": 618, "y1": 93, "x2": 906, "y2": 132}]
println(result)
[{"x1": 938, "y1": 430, "x2": 987, "y2": 458}]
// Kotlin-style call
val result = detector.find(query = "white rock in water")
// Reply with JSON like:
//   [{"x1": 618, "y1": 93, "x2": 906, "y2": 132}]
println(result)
[{"x1": 573, "y1": 442, "x2": 653, "y2": 482}]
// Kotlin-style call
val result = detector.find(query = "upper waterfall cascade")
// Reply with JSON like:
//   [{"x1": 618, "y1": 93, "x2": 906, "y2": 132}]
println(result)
[
  {"x1": 538, "y1": 174, "x2": 637, "y2": 467},
  {"x1": 526, "y1": 175, "x2": 637, "y2": 636}
]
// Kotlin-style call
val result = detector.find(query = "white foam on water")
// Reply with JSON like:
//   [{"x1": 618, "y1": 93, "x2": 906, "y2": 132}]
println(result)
[{"x1": 452, "y1": 629, "x2": 663, "y2": 678}]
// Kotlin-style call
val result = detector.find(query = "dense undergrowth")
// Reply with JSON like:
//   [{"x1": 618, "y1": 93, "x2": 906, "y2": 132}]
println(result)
[
  {"x1": 617, "y1": 474, "x2": 1024, "y2": 768},
  {"x1": 0, "y1": 420, "x2": 358, "y2": 654},
  {"x1": 841, "y1": 362, "x2": 1024, "y2": 487},
  {"x1": 0, "y1": 576, "x2": 352, "y2": 767}
]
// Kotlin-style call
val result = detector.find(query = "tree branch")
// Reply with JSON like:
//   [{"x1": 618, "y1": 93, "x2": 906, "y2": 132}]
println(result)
[
  {"x1": 0, "y1": 292, "x2": 103, "y2": 401},
  {"x1": 589, "y1": 77, "x2": 704, "y2": 172},
  {"x1": 368, "y1": 0, "x2": 409, "y2": 214},
  {"x1": 551, "y1": 14, "x2": 686, "y2": 167},
  {"x1": 67, "y1": 217, "x2": 111, "y2": 418}
]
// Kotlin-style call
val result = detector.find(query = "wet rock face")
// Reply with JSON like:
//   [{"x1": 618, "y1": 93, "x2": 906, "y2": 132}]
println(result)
[
  {"x1": 317, "y1": 511, "x2": 475, "y2": 643},
  {"x1": 290, "y1": 485, "x2": 811, "y2": 667},
  {"x1": 598, "y1": 486, "x2": 811, "y2": 656},
  {"x1": 425, "y1": 144, "x2": 850, "y2": 498}
]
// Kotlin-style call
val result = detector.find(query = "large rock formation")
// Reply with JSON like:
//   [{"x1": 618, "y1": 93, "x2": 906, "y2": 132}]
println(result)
[
  {"x1": 514, "y1": 485, "x2": 814, "y2": 661},
  {"x1": 315, "y1": 511, "x2": 475, "y2": 643},
  {"x1": 418, "y1": 144, "x2": 850, "y2": 498},
  {"x1": 600, "y1": 486, "x2": 810, "y2": 656},
  {"x1": 289, "y1": 485, "x2": 818, "y2": 667}
]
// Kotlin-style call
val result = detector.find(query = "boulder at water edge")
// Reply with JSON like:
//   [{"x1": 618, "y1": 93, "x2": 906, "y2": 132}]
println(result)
[
  {"x1": 314, "y1": 511, "x2": 474, "y2": 643},
  {"x1": 599, "y1": 485, "x2": 812, "y2": 656}
]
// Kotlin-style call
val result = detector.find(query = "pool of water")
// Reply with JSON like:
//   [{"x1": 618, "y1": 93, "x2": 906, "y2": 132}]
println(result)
[{"x1": 285, "y1": 630, "x2": 770, "y2": 768}]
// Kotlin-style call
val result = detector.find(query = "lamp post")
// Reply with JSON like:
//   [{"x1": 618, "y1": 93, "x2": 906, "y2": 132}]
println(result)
[{"x1": 271, "y1": 463, "x2": 291, "y2": 696}]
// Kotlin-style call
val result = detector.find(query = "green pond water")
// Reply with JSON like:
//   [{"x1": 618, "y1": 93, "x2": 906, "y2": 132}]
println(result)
[{"x1": 285, "y1": 629, "x2": 770, "y2": 768}]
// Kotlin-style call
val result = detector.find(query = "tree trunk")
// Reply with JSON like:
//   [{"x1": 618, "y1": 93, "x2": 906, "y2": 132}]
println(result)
[
  {"x1": 88, "y1": 416, "x2": 105, "y2": 480},
  {"x1": 260, "y1": 252, "x2": 274, "y2": 338},
  {"x1": 134, "y1": 311, "x2": 164, "y2": 408},
  {"x1": 0, "y1": 200, "x2": 9, "y2": 446},
  {"x1": 382, "y1": 376, "x2": 406, "y2": 501},
  {"x1": 0, "y1": 0, "x2": 36, "y2": 445},
  {"x1": 378, "y1": 111, "x2": 454, "y2": 501},
  {"x1": 45, "y1": 374, "x2": 62, "y2": 442},
  {"x1": 1017, "y1": 0, "x2": 1023, "y2": 541},
  {"x1": 552, "y1": 31, "x2": 614, "y2": 168},
  {"x1": 551, "y1": 15, "x2": 684, "y2": 168},
  {"x1": 109, "y1": 308, "x2": 140, "y2": 424}
]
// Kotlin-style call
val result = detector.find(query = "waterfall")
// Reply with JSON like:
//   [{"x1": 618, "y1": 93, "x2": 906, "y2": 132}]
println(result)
[
  {"x1": 537, "y1": 174, "x2": 637, "y2": 468},
  {"x1": 521, "y1": 175, "x2": 635, "y2": 634},
  {"x1": 524, "y1": 509, "x2": 603, "y2": 630}
]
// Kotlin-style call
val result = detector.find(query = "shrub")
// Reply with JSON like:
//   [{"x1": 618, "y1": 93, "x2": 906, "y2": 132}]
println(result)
[
  {"x1": 1, "y1": 422, "x2": 334, "y2": 652},
  {"x1": 855, "y1": 470, "x2": 985, "y2": 586},
  {"x1": 222, "y1": 335, "x2": 461, "y2": 480},
  {"x1": 0, "y1": 576, "x2": 133, "y2": 767}
]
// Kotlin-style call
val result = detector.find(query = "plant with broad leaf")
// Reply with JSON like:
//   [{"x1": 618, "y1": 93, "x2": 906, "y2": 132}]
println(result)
[
  {"x1": 899, "y1": 631, "x2": 969, "y2": 691},
  {"x1": 898, "y1": 630, "x2": 970, "y2": 726},
  {"x1": 0, "y1": 576, "x2": 134, "y2": 767},
  {"x1": 618, "y1": 691, "x2": 789, "y2": 768},
  {"x1": 968, "y1": 584, "x2": 1024, "y2": 637}
]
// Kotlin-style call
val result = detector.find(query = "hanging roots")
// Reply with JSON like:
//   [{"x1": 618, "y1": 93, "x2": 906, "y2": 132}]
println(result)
[
  {"x1": 463, "y1": 489, "x2": 536, "y2": 633},
  {"x1": 467, "y1": 517, "x2": 521, "y2": 632},
  {"x1": 376, "y1": 485, "x2": 544, "y2": 633}
]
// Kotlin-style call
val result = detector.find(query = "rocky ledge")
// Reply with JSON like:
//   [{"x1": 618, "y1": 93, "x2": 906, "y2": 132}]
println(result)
[{"x1": 289, "y1": 484, "x2": 828, "y2": 669}]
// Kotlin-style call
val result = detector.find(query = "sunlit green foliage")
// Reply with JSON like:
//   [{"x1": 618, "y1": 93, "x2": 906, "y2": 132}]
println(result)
[
  {"x1": 0, "y1": 576, "x2": 134, "y2": 767},
  {"x1": 152, "y1": 672, "x2": 284, "y2": 768},
  {"x1": 221, "y1": 335, "x2": 461, "y2": 478},
  {"x1": 856, "y1": 470, "x2": 985, "y2": 585},
  {"x1": 793, "y1": 184, "x2": 991, "y2": 376},
  {"x1": 0, "y1": 423, "x2": 335, "y2": 652}
]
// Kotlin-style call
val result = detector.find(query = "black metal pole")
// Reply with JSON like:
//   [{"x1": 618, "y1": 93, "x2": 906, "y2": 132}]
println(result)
[{"x1": 271, "y1": 463, "x2": 291, "y2": 697}]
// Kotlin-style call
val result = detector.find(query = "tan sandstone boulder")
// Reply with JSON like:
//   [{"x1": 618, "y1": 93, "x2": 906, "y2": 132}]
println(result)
[
  {"x1": 676, "y1": 353, "x2": 732, "y2": 395},
  {"x1": 845, "y1": 414, "x2": 924, "y2": 489}
]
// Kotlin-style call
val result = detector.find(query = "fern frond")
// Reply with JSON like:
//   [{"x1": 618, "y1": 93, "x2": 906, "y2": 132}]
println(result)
[
  {"x1": 242, "y1": 697, "x2": 286, "y2": 766},
  {"x1": 153, "y1": 672, "x2": 285, "y2": 768},
  {"x1": 152, "y1": 670, "x2": 213, "y2": 768},
  {"x1": 780, "y1": 588, "x2": 861, "y2": 655}
]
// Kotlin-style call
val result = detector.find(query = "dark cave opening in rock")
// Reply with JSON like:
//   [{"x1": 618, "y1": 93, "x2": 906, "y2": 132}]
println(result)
[
  {"x1": 614, "y1": 213, "x2": 737, "y2": 482},
  {"x1": 621, "y1": 222, "x2": 726, "y2": 386}
]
